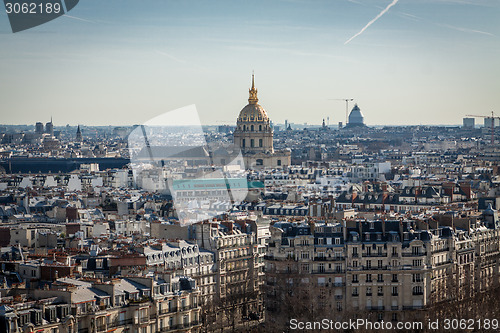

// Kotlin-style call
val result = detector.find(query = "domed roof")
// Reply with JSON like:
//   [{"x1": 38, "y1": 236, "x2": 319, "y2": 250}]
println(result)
[
  {"x1": 237, "y1": 74, "x2": 270, "y2": 123},
  {"x1": 348, "y1": 104, "x2": 365, "y2": 126},
  {"x1": 237, "y1": 103, "x2": 269, "y2": 123}
]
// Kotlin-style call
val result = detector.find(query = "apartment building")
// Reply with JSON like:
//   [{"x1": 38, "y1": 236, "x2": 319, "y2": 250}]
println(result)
[{"x1": 265, "y1": 213, "x2": 500, "y2": 322}]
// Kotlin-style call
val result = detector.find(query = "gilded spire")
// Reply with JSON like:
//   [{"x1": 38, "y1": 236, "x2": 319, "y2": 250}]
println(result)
[{"x1": 248, "y1": 73, "x2": 258, "y2": 104}]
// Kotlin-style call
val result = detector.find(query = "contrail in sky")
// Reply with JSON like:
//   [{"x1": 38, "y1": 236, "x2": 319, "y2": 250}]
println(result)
[{"x1": 345, "y1": 0, "x2": 399, "y2": 45}]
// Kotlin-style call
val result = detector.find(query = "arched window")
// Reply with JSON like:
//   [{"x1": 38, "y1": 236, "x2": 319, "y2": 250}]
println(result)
[
  {"x1": 251, "y1": 125, "x2": 254, "y2": 131},
  {"x1": 259, "y1": 125, "x2": 262, "y2": 131}
]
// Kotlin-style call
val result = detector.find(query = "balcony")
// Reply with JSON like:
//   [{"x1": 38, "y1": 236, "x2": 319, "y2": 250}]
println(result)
[
  {"x1": 367, "y1": 306, "x2": 385, "y2": 311},
  {"x1": 366, "y1": 293, "x2": 372, "y2": 296},
  {"x1": 391, "y1": 306, "x2": 398, "y2": 310},
  {"x1": 402, "y1": 252, "x2": 427, "y2": 257},
  {"x1": 363, "y1": 253, "x2": 388, "y2": 257},
  {"x1": 108, "y1": 319, "x2": 133, "y2": 328},
  {"x1": 403, "y1": 305, "x2": 424, "y2": 310}
]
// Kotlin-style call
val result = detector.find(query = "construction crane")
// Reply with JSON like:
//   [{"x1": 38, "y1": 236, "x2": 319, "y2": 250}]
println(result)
[
  {"x1": 330, "y1": 98, "x2": 354, "y2": 126},
  {"x1": 466, "y1": 111, "x2": 499, "y2": 144}
]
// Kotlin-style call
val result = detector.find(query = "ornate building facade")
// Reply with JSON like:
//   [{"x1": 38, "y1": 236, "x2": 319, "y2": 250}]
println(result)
[{"x1": 233, "y1": 76, "x2": 290, "y2": 169}]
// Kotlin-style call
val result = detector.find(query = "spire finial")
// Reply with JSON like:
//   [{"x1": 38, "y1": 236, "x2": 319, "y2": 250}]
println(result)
[{"x1": 248, "y1": 72, "x2": 258, "y2": 104}]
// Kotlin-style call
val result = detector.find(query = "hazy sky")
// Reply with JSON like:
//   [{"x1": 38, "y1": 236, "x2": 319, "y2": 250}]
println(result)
[{"x1": 0, "y1": 0, "x2": 499, "y2": 126}]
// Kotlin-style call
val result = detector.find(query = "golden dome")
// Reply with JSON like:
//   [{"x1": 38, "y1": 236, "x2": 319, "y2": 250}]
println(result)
[
  {"x1": 237, "y1": 103, "x2": 269, "y2": 123},
  {"x1": 237, "y1": 74, "x2": 270, "y2": 123}
]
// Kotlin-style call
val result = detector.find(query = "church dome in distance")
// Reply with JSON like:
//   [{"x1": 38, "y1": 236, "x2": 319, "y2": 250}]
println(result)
[
  {"x1": 237, "y1": 74, "x2": 269, "y2": 123},
  {"x1": 347, "y1": 103, "x2": 365, "y2": 127}
]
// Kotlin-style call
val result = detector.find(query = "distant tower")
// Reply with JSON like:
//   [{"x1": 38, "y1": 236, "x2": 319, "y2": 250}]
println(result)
[
  {"x1": 233, "y1": 74, "x2": 273, "y2": 154},
  {"x1": 322, "y1": 118, "x2": 326, "y2": 128},
  {"x1": 45, "y1": 118, "x2": 54, "y2": 136},
  {"x1": 35, "y1": 122, "x2": 44, "y2": 134},
  {"x1": 76, "y1": 125, "x2": 82, "y2": 142},
  {"x1": 232, "y1": 74, "x2": 291, "y2": 168}
]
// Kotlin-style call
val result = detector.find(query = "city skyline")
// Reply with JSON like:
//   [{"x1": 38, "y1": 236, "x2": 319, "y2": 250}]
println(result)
[{"x1": 1, "y1": 0, "x2": 499, "y2": 126}]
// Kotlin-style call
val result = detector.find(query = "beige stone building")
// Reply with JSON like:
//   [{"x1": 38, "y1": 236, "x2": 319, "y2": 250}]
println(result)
[
  {"x1": 233, "y1": 76, "x2": 290, "y2": 169},
  {"x1": 265, "y1": 214, "x2": 500, "y2": 322}
]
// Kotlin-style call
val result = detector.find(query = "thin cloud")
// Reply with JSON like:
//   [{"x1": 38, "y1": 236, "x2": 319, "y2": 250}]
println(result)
[
  {"x1": 344, "y1": 0, "x2": 400, "y2": 45},
  {"x1": 155, "y1": 50, "x2": 187, "y2": 64},
  {"x1": 439, "y1": 23, "x2": 494, "y2": 36},
  {"x1": 63, "y1": 14, "x2": 95, "y2": 24}
]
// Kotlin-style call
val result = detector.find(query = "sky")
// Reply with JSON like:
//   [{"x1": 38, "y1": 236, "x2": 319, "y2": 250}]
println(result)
[{"x1": 0, "y1": 0, "x2": 499, "y2": 126}]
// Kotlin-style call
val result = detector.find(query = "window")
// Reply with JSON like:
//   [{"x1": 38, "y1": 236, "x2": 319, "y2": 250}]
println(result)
[
  {"x1": 378, "y1": 286, "x2": 383, "y2": 296},
  {"x1": 392, "y1": 247, "x2": 398, "y2": 256},
  {"x1": 413, "y1": 286, "x2": 423, "y2": 295},
  {"x1": 378, "y1": 260, "x2": 383, "y2": 269},
  {"x1": 392, "y1": 286, "x2": 398, "y2": 296},
  {"x1": 392, "y1": 274, "x2": 398, "y2": 282},
  {"x1": 251, "y1": 139, "x2": 254, "y2": 147},
  {"x1": 352, "y1": 287, "x2": 359, "y2": 296},
  {"x1": 353, "y1": 260, "x2": 358, "y2": 268},
  {"x1": 366, "y1": 274, "x2": 372, "y2": 282},
  {"x1": 352, "y1": 274, "x2": 358, "y2": 283},
  {"x1": 377, "y1": 274, "x2": 383, "y2": 282},
  {"x1": 366, "y1": 287, "x2": 372, "y2": 296},
  {"x1": 259, "y1": 139, "x2": 263, "y2": 147},
  {"x1": 318, "y1": 263, "x2": 325, "y2": 273},
  {"x1": 353, "y1": 247, "x2": 358, "y2": 257},
  {"x1": 412, "y1": 274, "x2": 422, "y2": 282},
  {"x1": 251, "y1": 125, "x2": 254, "y2": 131},
  {"x1": 335, "y1": 238, "x2": 341, "y2": 245},
  {"x1": 277, "y1": 159, "x2": 281, "y2": 166},
  {"x1": 366, "y1": 260, "x2": 372, "y2": 269}
]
